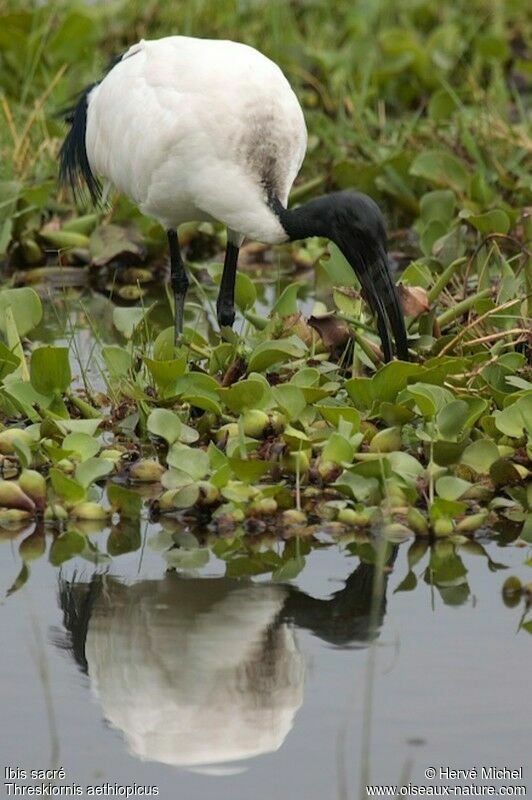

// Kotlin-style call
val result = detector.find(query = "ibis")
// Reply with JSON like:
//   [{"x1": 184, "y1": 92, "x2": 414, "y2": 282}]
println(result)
[{"x1": 59, "y1": 35, "x2": 408, "y2": 360}]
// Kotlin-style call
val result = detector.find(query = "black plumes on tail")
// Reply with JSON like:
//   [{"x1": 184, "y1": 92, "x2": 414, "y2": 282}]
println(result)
[{"x1": 59, "y1": 84, "x2": 102, "y2": 205}]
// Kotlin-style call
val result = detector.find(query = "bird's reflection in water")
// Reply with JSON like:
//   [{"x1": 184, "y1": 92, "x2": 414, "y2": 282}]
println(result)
[{"x1": 56, "y1": 558, "x2": 392, "y2": 772}]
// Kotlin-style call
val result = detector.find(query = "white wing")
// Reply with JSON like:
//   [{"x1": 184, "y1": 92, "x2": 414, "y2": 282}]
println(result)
[{"x1": 86, "y1": 37, "x2": 307, "y2": 242}]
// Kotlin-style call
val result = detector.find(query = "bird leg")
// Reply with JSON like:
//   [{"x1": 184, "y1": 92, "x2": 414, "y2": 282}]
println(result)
[
  {"x1": 216, "y1": 242, "x2": 239, "y2": 329},
  {"x1": 167, "y1": 229, "x2": 189, "y2": 344}
]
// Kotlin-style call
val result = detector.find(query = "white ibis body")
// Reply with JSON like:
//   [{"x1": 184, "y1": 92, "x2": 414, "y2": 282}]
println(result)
[{"x1": 60, "y1": 36, "x2": 408, "y2": 360}]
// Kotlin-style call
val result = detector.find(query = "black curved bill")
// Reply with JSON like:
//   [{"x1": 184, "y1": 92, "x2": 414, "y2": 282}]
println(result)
[{"x1": 352, "y1": 248, "x2": 409, "y2": 362}]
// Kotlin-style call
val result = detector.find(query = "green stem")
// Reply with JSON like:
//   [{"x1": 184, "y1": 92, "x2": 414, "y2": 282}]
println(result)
[
  {"x1": 427, "y1": 256, "x2": 468, "y2": 304},
  {"x1": 437, "y1": 287, "x2": 491, "y2": 328}
]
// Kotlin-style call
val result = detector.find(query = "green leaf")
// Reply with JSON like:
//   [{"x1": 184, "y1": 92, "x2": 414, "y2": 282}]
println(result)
[
  {"x1": 167, "y1": 444, "x2": 209, "y2": 480},
  {"x1": 247, "y1": 338, "x2": 306, "y2": 372},
  {"x1": 272, "y1": 385, "x2": 307, "y2": 420},
  {"x1": 221, "y1": 379, "x2": 268, "y2": 413},
  {"x1": 107, "y1": 519, "x2": 141, "y2": 556},
  {"x1": 90, "y1": 223, "x2": 144, "y2": 266},
  {"x1": 75, "y1": 457, "x2": 114, "y2": 488},
  {"x1": 460, "y1": 440, "x2": 500, "y2": 473},
  {"x1": 0, "y1": 288, "x2": 42, "y2": 337},
  {"x1": 465, "y1": 209, "x2": 510, "y2": 235},
  {"x1": 102, "y1": 346, "x2": 133, "y2": 378},
  {"x1": 107, "y1": 483, "x2": 142, "y2": 519},
  {"x1": 144, "y1": 356, "x2": 187, "y2": 397},
  {"x1": 394, "y1": 570, "x2": 417, "y2": 592},
  {"x1": 165, "y1": 547, "x2": 210, "y2": 570},
  {"x1": 403, "y1": 382, "x2": 455, "y2": 418},
  {"x1": 147, "y1": 408, "x2": 182, "y2": 445},
  {"x1": 49, "y1": 530, "x2": 85, "y2": 566},
  {"x1": 113, "y1": 306, "x2": 148, "y2": 339},
  {"x1": 0, "y1": 340, "x2": 20, "y2": 380},
  {"x1": 410, "y1": 150, "x2": 469, "y2": 193},
  {"x1": 272, "y1": 282, "x2": 304, "y2": 316},
  {"x1": 50, "y1": 469, "x2": 86, "y2": 503},
  {"x1": 30, "y1": 347, "x2": 71, "y2": 396},
  {"x1": 272, "y1": 556, "x2": 306, "y2": 582},
  {"x1": 62, "y1": 433, "x2": 100, "y2": 461},
  {"x1": 320, "y1": 243, "x2": 358, "y2": 287},
  {"x1": 436, "y1": 400, "x2": 470, "y2": 439},
  {"x1": 436, "y1": 476, "x2": 472, "y2": 501},
  {"x1": 209, "y1": 263, "x2": 257, "y2": 311},
  {"x1": 493, "y1": 396, "x2": 532, "y2": 438},
  {"x1": 228, "y1": 457, "x2": 270, "y2": 483}
]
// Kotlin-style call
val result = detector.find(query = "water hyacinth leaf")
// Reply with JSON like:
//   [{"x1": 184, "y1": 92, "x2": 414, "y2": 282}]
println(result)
[
  {"x1": 436, "y1": 476, "x2": 472, "y2": 501},
  {"x1": 433, "y1": 439, "x2": 469, "y2": 466},
  {"x1": 460, "y1": 440, "x2": 500, "y2": 473},
  {"x1": 167, "y1": 444, "x2": 209, "y2": 479},
  {"x1": 102, "y1": 346, "x2": 133, "y2": 378},
  {"x1": 113, "y1": 306, "x2": 148, "y2": 339},
  {"x1": 316, "y1": 403, "x2": 361, "y2": 430},
  {"x1": 355, "y1": 362, "x2": 425, "y2": 406},
  {"x1": 334, "y1": 471, "x2": 380, "y2": 503},
  {"x1": 228, "y1": 457, "x2": 270, "y2": 483},
  {"x1": 165, "y1": 546, "x2": 210, "y2": 570},
  {"x1": 0, "y1": 341, "x2": 20, "y2": 380},
  {"x1": 172, "y1": 484, "x2": 200, "y2": 508},
  {"x1": 30, "y1": 347, "x2": 71, "y2": 396},
  {"x1": 62, "y1": 432, "x2": 100, "y2": 461},
  {"x1": 272, "y1": 555, "x2": 306, "y2": 582},
  {"x1": 13, "y1": 438, "x2": 32, "y2": 468},
  {"x1": 493, "y1": 396, "x2": 532, "y2": 438},
  {"x1": 18, "y1": 525, "x2": 46, "y2": 563},
  {"x1": 407, "y1": 539, "x2": 429, "y2": 569},
  {"x1": 6, "y1": 563, "x2": 30, "y2": 596},
  {"x1": 272, "y1": 385, "x2": 307, "y2": 420},
  {"x1": 49, "y1": 530, "x2": 85, "y2": 566},
  {"x1": 489, "y1": 459, "x2": 523, "y2": 487},
  {"x1": 323, "y1": 432, "x2": 355, "y2": 464},
  {"x1": 107, "y1": 519, "x2": 141, "y2": 556},
  {"x1": 226, "y1": 555, "x2": 280, "y2": 578},
  {"x1": 161, "y1": 469, "x2": 193, "y2": 490},
  {"x1": 75, "y1": 457, "x2": 114, "y2": 488},
  {"x1": 394, "y1": 570, "x2": 417, "y2": 592},
  {"x1": 465, "y1": 209, "x2": 511, "y2": 235},
  {"x1": 209, "y1": 263, "x2": 257, "y2": 311},
  {"x1": 147, "y1": 408, "x2": 182, "y2": 445},
  {"x1": 222, "y1": 379, "x2": 268, "y2": 413},
  {"x1": 61, "y1": 419, "x2": 102, "y2": 436},
  {"x1": 50, "y1": 469, "x2": 86, "y2": 503},
  {"x1": 145, "y1": 356, "x2": 187, "y2": 397},
  {"x1": 247, "y1": 338, "x2": 306, "y2": 373},
  {"x1": 436, "y1": 400, "x2": 470, "y2": 439},
  {"x1": 410, "y1": 150, "x2": 469, "y2": 193},
  {"x1": 0, "y1": 288, "x2": 42, "y2": 337},
  {"x1": 427, "y1": 550, "x2": 468, "y2": 588},
  {"x1": 403, "y1": 382, "x2": 455, "y2": 418},
  {"x1": 320, "y1": 243, "x2": 359, "y2": 288},
  {"x1": 90, "y1": 223, "x2": 144, "y2": 265},
  {"x1": 107, "y1": 483, "x2": 142, "y2": 519},
  {"x1": 271, "y1": 282, "x2": 304, "y2": 316},
  {"x1": 388, "y1": 451, "x2": 424, "y2": 485},
  {"x1": 430, "y1": 497, "x2": 467, "y2": 520},
  {"x1": 175, "y1": 373, "x2": 222, "y2": 415}
]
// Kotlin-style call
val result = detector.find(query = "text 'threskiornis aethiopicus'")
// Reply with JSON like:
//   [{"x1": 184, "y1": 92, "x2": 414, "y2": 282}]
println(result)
[{"x1": 59, "y1": 36, "x2": 409, "y2": 361}]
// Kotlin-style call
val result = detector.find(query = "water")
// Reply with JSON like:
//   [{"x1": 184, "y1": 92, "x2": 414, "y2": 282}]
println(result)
[{"x1": 0, "y1": 527, "x2": 529, "y2": 799}]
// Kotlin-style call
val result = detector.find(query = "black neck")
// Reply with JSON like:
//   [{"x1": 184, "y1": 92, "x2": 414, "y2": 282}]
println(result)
[{"x1": 270, "y1": 195, "x2": 332, "y2": 241}]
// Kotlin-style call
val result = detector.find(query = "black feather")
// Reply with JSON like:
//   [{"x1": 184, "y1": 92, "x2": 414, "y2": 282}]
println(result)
[{"x1": 58, "y1": 83, "x2": 102, "y2": 205}]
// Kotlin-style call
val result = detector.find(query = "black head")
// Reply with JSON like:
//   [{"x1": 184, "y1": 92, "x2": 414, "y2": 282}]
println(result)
[{"x1": 277, "y1": 191, "x2": 409, "y2": 361}]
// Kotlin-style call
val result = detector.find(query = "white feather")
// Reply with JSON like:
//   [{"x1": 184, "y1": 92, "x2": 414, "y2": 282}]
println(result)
[{"x1": 86, "y1": 36, "x2": 307, "y2": 243}]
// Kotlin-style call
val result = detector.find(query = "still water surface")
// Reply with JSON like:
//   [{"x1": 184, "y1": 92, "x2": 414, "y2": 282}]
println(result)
[{"x1": 0, "y1": 529, "x2": 529, "y2": 800}]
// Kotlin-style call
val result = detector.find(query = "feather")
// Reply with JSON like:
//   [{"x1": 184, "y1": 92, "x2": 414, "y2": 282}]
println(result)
[{"x1": 58, "y1": 83, "x2": 102, "y2": 205}]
